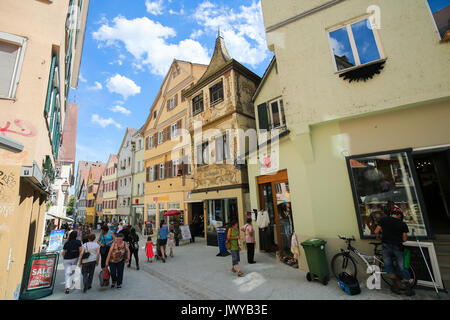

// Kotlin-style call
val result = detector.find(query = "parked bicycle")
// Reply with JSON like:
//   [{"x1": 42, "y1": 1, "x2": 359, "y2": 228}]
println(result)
[{"x1": 330, "y1": 236, "x2": 417, "y2": 290}]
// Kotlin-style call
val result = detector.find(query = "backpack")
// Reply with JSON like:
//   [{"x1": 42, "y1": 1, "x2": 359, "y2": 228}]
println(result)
[{"x1": 338, "y1": 272, "x2": 361, "y2": 295}]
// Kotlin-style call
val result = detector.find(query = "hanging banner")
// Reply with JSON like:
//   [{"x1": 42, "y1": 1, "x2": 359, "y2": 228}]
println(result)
[{"x1": 47, "y1": 229, "x2": 65, "y2": 252}]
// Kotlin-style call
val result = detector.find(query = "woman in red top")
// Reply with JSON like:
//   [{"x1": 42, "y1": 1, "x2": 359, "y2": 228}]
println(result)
[{"x1": 146, "y1": 236, "x2": 154, "y2": 262}]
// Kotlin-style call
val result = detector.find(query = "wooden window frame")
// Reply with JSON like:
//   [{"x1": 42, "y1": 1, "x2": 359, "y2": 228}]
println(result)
[
  {"x1": 209, "y1": 80, "x2": 224, "y2": 106},
  {"x1": 192, "y1": 93, "x2": 204, "y2": 115}
]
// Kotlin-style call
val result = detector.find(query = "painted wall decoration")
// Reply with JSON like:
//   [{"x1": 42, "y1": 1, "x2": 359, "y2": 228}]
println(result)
[{"x1": 0, "y1": 119, "x2": 37, "y2": 138}]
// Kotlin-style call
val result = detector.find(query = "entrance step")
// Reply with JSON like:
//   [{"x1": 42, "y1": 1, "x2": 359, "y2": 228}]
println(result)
[
  {"x1": 434, "y1": 242, "x2": 450, "y2": 254},
  {"x1": 442, "y1": 274, "x2": 450, "y2": 290},
  {"x1": 435, "y1": 234, "x2": 450, "y2": 242},
  {"x1": 436, "y1": 252, "x2": 450, "y2": 265}
]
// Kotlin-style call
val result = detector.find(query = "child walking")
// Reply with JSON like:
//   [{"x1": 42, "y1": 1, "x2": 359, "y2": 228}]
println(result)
[
  {"x1": 167, "y1": 227, "x2": 175, "y2": 257},
  {"x1": 146, "y1": 236, "x2": 154, "y2": 262}
]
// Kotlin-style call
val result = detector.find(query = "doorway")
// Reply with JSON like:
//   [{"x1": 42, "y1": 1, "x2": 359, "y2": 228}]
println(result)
[
  {"x1": 412, "y1": 148, "x2": 450, "y2": 235},
  {"x1": 257, "y1": 170, "x2": 294, "y2": 257}
]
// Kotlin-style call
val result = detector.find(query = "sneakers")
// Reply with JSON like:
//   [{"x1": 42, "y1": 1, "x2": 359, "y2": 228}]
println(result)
[
  {"x1": 237, "y1": 271, "x2": 244, "y2": 277},
  {"x1": 111, "y1": 282, "x2": 116, "y2": 288},
  {"x1": 65, "y1": 288, "x2": 70, "y2": 294},
  {"x1": 117, "y1": 285, "x2": 122, "y2": 289},
  {"x1": 137, "y1": 266, "x2": 140, "y2": 270}
]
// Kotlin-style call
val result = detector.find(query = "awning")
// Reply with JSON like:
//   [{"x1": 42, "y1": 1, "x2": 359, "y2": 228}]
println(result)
[
  {"x1": 184, "y1": 200, "x2": 203, "y2": 203},
  {"x1": 164, "y1": 210, "x2": 181, "y2": 217},
  {"x1": 46, "y1": 213, "x2": 74, "y2": 222}
]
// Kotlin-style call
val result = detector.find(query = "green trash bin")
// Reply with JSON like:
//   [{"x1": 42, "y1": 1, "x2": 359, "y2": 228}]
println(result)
[{"x1": 301, "y1": 238, "x2": 329, "y2": 285}]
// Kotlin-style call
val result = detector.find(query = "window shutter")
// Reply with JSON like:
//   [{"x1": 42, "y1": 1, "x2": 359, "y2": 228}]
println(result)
[
  {"x1": 257, "y1": 103, "x2": 269, "y2": 131},
  {"x1": 166, "y1": 99, "x2": 170, "y2": 111},
  {"x1": 146, "y1": 167, "x2": 150, "y2": 182},
  {"x1": 145, "y1": 137, "x2": 149, "y2": 150},
  {"x1": 155, "y1": 164, "x2": 159, "y2": 180},
  {"x1": 175, "y1": 94, "x2": 178, "y2": 107}
]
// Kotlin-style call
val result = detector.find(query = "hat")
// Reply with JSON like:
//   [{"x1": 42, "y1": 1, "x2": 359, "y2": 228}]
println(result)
[{"x1": 391, "y1": 207, "x2": 403, "y2": 216}]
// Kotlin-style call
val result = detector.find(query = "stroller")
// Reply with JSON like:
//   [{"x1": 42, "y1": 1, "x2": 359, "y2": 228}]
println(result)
[{"x1": 155, "y1": 238, "x2": 163, "y2": 261}]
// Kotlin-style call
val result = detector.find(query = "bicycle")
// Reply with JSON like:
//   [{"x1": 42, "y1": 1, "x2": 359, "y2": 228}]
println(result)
[{"x1": 330, "y1": 236, "x2": 417, "y2": 291}]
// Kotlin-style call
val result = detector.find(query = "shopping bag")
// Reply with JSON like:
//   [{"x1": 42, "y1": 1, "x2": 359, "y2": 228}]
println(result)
[{"x1": 99, "y1": 267, "x2": 110, "y2": 287}]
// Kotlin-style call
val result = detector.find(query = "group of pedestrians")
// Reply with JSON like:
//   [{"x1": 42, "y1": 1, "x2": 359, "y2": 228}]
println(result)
[{"x1": 61, "y1": 221, "x2": 141, "y2": 293}]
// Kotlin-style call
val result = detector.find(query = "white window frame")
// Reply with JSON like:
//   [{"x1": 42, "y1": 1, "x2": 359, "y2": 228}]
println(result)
[
  {"x1": 268, "y1": 98, "x2": 286, "y2": 129},
  {"x1": 327, "y1": 14, "x2": 386, "y2": 74},
  {"x1": 149, "y1": 166, "x2": 154, "y2": 182},
  {"x1": 148, "y1": 135, "x2": 153, "y2": 149},
  {"x1": 159, "y1": 163, "x2": 165, "y2": 180},
  {"x1": 170, "y1": 123, "x2": 177, "y2": 139},
  {"x1": 158, "y1": 131, "x2": 164, "y2": 145},
  {"x1": 172, "y1": 159, "x2": 179, "y2": 177},
  {"x1": 169, "y1": 96, "x2": 176, "y2": 110},
  {"x1": 0, "y1": 32, "x2": 27, "y2": 100}
]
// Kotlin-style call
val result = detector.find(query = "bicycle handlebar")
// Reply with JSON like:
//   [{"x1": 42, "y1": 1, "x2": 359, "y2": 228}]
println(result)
[{"x1": 338, "y1": 235, "x2": 356, "y2": 241}]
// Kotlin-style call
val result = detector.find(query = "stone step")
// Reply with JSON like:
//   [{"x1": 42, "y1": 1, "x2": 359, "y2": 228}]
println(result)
[
  {"x1": 435, "y1": 234, "x2": 450, "y2": 242},
  {"x1": 442, "y1": 274, "x2": 450, "y2": 290},
  {"x1": 433, "y1": 242, "x2": 450, "y2": 254},
  {"x1": 436, "y1": 252, "x2": 450, "y2": 265}
]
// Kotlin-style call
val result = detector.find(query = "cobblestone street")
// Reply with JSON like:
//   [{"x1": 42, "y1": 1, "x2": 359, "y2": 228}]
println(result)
[{"x1": 44, "y1": 232, "x2": 449, "y2": 301}]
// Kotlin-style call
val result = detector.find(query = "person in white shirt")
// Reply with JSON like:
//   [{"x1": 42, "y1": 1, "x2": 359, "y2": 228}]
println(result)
[{"x1": 78, "y1": 233, "x2": 100, "y2": 293}]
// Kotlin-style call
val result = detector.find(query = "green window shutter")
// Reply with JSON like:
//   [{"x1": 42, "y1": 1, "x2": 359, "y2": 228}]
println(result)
[
  {"x1": 49, "y1": 88, "x2": 58, "y2": 136},
  {"x1": 45, "y1": 55, "x2": 57, "y2": 115},
  {"x1": 257, "y1": 103, "x2": 269, "y2": 131}
]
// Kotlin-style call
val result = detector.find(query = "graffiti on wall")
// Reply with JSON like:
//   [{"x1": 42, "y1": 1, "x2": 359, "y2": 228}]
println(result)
[
  {"x1": 0, "y1": 119, "x2": 37, "y2": 138},
  {"x1": 0, "y1": 168, "x2": 18, "y2": 208}
]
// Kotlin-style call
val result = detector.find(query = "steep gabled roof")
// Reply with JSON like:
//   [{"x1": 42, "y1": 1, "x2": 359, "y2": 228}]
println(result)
[
  {"x1": 196, "y1": 34, "x2": 231, "y2": 84},
  {"x1": 117, "y1": 127, "x2": 138, "y2": 155}
]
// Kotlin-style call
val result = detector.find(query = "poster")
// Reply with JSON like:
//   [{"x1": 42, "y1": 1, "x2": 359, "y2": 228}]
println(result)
[
  {"x1": 47, "y1": 229, "x2": 65, "y2": 251},
  {"x1": 27, "y1": 257, "x2": 56, "y2": 290},
  {"x1": 180, "y1": 225, "x2": 191, "y2": 240}
]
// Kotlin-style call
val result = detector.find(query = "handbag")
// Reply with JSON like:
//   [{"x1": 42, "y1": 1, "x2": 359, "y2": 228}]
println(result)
[{"x1": 82, "y1": 243, "x2": 90, "y2": 260}]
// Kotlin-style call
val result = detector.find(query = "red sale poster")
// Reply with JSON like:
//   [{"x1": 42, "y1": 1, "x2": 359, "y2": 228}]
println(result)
[{"x1": 27, "y1": 257, "x2": 56, "y2": 290}]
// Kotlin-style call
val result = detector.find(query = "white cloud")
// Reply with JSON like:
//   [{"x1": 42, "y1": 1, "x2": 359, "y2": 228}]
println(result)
[
  {"x1": 105, "y1": 74, "x2": 141, "y2": 99},
  {"x1": 145, "y1": 0, "x2": 164, "y2": 15},
  {"x1": 110, "y1": 105, "x2": 131, "y2": 115},
  {"x1": 79, "y1": 73, "x2": 87, "y2": 83},
  {"x1": 91, "y1": 114, "x2": 122, "y2": 129},
  {"x1": 93, "y1": 16, "x2": 210, "y2": 76},
  {"x1": 88, "y1": 81, "x2": 103, "y2": 91},
  {"x1": 190, "y1": 29, "x2": 204, "y2": 39},
  {"x1": 169, "y1": 8, "x2": 185, "y2": 15},
  {"x1": 193, "y1": 1, "x2": 269, "y2": 67}
]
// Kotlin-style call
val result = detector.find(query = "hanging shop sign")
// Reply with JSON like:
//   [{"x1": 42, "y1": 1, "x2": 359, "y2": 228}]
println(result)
[
  {"x1": 20, "y1": 252, "x2": 59, "y2": 300},
  {"x1": 47, "y1": 229, "x2": 65, "y2": 252}
]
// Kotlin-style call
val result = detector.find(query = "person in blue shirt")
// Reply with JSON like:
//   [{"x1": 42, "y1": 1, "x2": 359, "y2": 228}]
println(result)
[{"x1": 157, "y1": 220, "x2": 169, "y2": 263}]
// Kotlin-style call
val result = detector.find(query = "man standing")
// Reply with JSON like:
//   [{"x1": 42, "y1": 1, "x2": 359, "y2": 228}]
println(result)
[{"x1": 374, "y1": 207, "x2": 414, "y2": 295}]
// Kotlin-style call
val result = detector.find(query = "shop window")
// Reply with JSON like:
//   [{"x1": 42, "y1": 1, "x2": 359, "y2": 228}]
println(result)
[
  {"x1": 0, "y1": 32, "x2": 27, "y2": 99},
  {"x1": 426, "y1": 0, "x2": 450, "y2": 40},
  {"x1": 346, "y1": 150, "x2": 430, "y2": 239},
  {"x1": 206, "y1": 198, "x2": 238, "y2": 232},
  {"x1": 209, "y1": 81, "x2": 224, "y2": 105},
  {"x1": 327, "y1": 15, "x2": 385, "y2": 80},
  {"x1": 192, "y1": 93, "x2": 204, "y2": 115}
]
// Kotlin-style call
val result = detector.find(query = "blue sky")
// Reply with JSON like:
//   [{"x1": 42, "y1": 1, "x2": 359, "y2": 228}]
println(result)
[
  {"x1": 71, "y1": 0, "x2": 273, "y2": 168},
  {"x1": 427, "y1": 0, "x2": 450, "y2": 13}
]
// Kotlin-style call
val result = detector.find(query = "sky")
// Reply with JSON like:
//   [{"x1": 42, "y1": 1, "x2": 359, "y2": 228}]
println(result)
[
  {"x1": 427, "y1": 0, "x2": 450, "y2": 13},
  {"x1": 70, "y1": 0, "x2": 273, "y2": 170}
]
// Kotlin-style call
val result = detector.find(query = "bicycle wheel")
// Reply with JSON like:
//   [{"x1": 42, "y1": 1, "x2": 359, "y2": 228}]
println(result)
[
  {"x1": 380, "y1": 262, "x2": 417, "y2": 289},
  {"x1": 331, "y1": 252, "x2": 358, "y2": 279}
]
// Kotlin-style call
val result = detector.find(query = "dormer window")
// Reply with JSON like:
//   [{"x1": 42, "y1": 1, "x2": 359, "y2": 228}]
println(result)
[{"x1": 209, "y1": 80, "x2": 224, "y2": 105}]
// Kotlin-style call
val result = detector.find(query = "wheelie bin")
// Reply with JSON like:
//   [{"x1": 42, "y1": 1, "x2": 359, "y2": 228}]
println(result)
[{"x1": 301, "y1": 238, "x2": 329, "y2": 285}]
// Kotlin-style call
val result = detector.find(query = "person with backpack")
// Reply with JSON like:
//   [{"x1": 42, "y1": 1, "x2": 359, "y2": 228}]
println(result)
[
  {"x1": 374, "y1": 206, "x2": 414, "y2": 296},
  {"x1": 98, "y1": 224, "x2": 115, "y2": 268},
  {"x1": 127, "y1": 227, "x2": 140, "y2": 270},
  {"x1": 62, "y1": 231, "x2": 82, "y2": 294},
  {"x1": 77, "y1": 233, "x2": 100, "y2": 293},
  {"x1": 105, "y1": 233, "x2": 130, "y2": 289}
]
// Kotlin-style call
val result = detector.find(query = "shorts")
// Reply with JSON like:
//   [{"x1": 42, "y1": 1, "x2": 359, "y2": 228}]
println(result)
[
  {"x1": 159, "y1": 239, "x2": 167, "y2": 246},
  {"x1": 231, "y1": 250, "x2": 240, "y2": 265}
]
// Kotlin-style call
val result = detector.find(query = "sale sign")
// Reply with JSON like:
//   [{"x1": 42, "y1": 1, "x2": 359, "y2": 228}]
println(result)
[{"x1": 27, "y1": 257, "x2": 56, "y2": 290}]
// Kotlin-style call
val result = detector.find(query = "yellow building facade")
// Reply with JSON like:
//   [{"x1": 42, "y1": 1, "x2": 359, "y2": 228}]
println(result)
[
  {"x1": 251, "y1": 0, "x2": 450, "y2": 287},
  {"x1": 141, "y1": 60, "x2": 208, "y2": 233}
]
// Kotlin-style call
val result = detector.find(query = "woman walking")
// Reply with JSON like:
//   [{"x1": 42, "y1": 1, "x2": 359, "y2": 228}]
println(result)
[
  {"x1": 78, "y1": 233, "x2": 100, "y2": 292},
  {"x1": 241, "y1": 218, "x2": 256, "y2": 264},
  {"x1": 127, "y1": 227, "x2": 140, "y2": 270},
  {"x1": 106, "y1": 233, "x2": 130, "y2": 289},
  {"x1": 62, "y1": 231, "x2": 82, "y2": 294},
  {"x1": 157, "y1": 220, "x2": 169, "y2": 262},
  {"x1": 227, "y1": 220, "x2": 243, "y2": 277},
  {"x1": 98, "y1": 224, "x2": 115, "y2": 268}
]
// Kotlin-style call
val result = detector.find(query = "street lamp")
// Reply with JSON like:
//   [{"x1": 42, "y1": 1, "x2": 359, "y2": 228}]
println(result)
[{"x1": 61, "y1": 180, "x2": 70, "y2": 194}]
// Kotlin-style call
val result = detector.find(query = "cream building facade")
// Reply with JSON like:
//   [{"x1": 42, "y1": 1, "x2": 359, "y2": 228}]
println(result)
[
  {"x1": 0, "y1": 0, "x2": 89, "y2": 299},
  {"x1": 102, "y1": 154, "x2": 118, "y2": 222},
  {"x1": 131, "y1": 131, "x2": 145, "y2": 232},
  {"x1": 251, "y1": 0, "x2": 450, "y2": 287}
]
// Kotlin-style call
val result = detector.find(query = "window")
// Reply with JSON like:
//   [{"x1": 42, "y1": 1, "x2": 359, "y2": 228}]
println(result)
[
  {"x1": 269, "y1": 99, "x2": 286, "y2": 129},
  {"x1": 153, "y1": 111, "x2": 157, "y2": 119},
  {"x1": 192, "y1": 93, "x2": 204, "y2": 115},
  {"x1": 158, "y1": 131, "x2": 164, "y2": 145},
  {"x1": 128, "y1": 157, "x2": 131, "y2": 167},
  {"x1": 159, "y1": 163, "x2": 165, "y2": 180},
  {"x1": 196, "y1": 142, "x2": 209, "y2": 166},
  {"x1": 346, "y1": 150, "x2": 429, "y2": 238},
  {"x1": 138, "y1": 139, "x2": 142, "y2": 150},
  {"x1": 148, "y1": 135, "x2": 153, "y2": 149},
  {"x1": 170, "y1": 123, "x2": 177, "y2": 139},
  {"x1": 328, "y1": 16, "x2": 384, "y2": 72},
  {"x1": 0, "y1": 32, "x2": 27, "y2": 99},
  {"x1": 426, "y1": 0, "x2": 450, "y2": 40},
  {"x1": 147, "y1": 204, "x2": 156, "y2": 223},
  {"x1": 215, "y1": 134, "x2": 230, "y2": 164},
  {"x1": 168, "y1": 95, "x2": 177, "y2": 110},
  {"x1": 209, "y1": 81, "x2": 224, "y2": 105},
  {"x1": 149, "y1": 166, "x2": 154, "y2": 182},
  {"x1": 172, "y1": 159, "x2": 179, "y2": 177}
]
